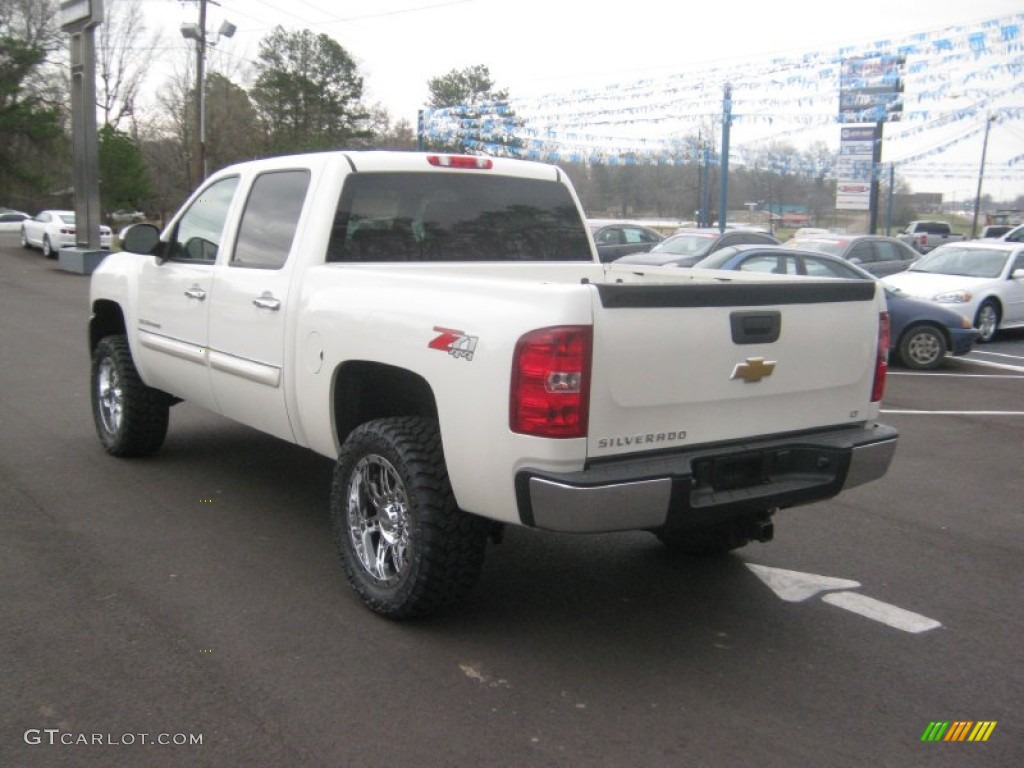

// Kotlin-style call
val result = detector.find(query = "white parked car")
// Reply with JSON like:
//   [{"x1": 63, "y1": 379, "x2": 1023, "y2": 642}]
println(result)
[
  {"x1": 21, "y1": 209, "x2": 113, "y2": 258},
  {"x1": 882, "y1": 241, "x2": 1024, "y2": 342},
  {"x1": 0, "y1": 209, "x2": 30, "y2": 232}
]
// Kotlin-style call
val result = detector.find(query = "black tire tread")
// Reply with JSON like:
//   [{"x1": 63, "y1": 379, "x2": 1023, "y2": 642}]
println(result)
[
  {"x1": 331, "y1": 416, "x2": 488, "y2": 619},
  {"x1": 91, "y1": 335, "x2": 170, "y2": 457}
]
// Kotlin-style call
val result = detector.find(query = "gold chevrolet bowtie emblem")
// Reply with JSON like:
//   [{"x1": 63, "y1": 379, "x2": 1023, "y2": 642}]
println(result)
[{"x1": 731, "y1": 357, "x2": 777, "y2": 383}]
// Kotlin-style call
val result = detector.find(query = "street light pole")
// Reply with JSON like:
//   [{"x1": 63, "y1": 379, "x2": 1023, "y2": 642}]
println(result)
[
  {"x1": 181, "y1": 1, "x2": 234, "y2": 185},
  {"x1": 196, "y1": 0, "x2": 206, "y2": 183},
  {"x1": 970, "y1": 112, "x2": 997, "y2": 239}
]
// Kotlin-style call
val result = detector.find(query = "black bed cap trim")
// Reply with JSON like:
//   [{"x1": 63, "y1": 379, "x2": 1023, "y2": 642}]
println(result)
[{"x1": 595, "y1": 280, "x2": 876, "y2": 308}]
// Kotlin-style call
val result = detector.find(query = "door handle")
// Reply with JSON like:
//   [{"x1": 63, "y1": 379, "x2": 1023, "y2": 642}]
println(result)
[
  {"x1": 252, "y1": 292, "x2": 281, "y2": 311},
  {"x1": 184, "y1": 285, "x2": 206, "y2": 300}
]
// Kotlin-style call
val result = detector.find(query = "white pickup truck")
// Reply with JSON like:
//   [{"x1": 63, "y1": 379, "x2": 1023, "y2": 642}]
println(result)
[{"x1": 89, "y1": 151, "x2": 897, "y2": 618}]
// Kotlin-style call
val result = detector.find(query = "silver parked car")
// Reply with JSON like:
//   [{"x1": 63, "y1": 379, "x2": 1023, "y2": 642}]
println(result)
[
  {"x1": 614, "y1": 227, "x2": 779, "y2": 267},
  {"x1": 784, "y1": 235, "x2": 919, "y2": 277},
  {"x1": 883, "y1": 242, "x2": 1024, "y2": 342}
]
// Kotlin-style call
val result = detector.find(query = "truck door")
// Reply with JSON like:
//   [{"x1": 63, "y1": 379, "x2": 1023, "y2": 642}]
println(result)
[
  {"x1": 135, "y1": 175, "x2": 240, "y2": 410},
  {"x1": 206, "y1": 169, "x2": 311, "y2": 442}
]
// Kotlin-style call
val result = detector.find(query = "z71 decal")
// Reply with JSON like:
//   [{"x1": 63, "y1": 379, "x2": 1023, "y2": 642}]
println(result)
[{"x1": 429, "y1": 327, "x2": 478, "y2": 361}]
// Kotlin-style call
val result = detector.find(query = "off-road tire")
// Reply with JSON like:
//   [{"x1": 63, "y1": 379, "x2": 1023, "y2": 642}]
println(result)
[
  {"x1": 331, "y1": 417, "x2": 488, "y2": 619},
  {"x1": 90, "y1": 335, "x2": 170, "y2": 457}
]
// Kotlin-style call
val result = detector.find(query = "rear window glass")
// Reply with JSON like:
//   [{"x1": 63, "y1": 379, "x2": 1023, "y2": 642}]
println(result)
[{"x1": 326, "y1": 172, "x2": 592, "y2": 263}]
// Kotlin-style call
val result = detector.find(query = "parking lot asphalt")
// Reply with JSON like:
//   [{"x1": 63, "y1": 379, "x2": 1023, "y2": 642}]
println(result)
[{"x1": 1, "y1": 236, "x2": 1022, "y2": 767}]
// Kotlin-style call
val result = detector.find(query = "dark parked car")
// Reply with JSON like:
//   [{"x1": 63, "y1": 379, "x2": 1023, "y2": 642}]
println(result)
[
  {"x1": 692, "y1": 245, "x2": 979, "y2": 370},
  {"x1": 587, "y1": 220, "x2": 665, "y2": 262},
  {"x1": 614, "y1": 227, "x2": 779, "y2": 267},
  {"x1": 783, "y1": 235, "x2": 918, "y2": 277}
]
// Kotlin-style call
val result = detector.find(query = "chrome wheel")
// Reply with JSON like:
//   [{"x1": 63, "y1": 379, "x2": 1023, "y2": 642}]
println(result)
[
  {"x1": 900, "y1": 326, "x2": 945, "y2": 370},
  {"x1": 90, "y1": 336, "x2": 169, "y2": 457},
  {"x1": 975, "y1": 302, "x2": 999, "y2": 343},
  {"x1": 96, "y1": 356, "x2": 124, "y2": 437},
  {"x1": 346, "y1": 454, "x2": 410, "y2": 585},
  {"x1": 330, "y1": 418, "x2": 489, "y2": 618}
]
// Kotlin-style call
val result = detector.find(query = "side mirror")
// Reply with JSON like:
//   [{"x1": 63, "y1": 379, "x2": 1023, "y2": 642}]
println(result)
[
  {"x1": 1011, "y1": 268, "x2": 1024, "y2": 280},
  {"x1": 848, "y1": 256, "x2": 862, "y2": 264},
  {"x1": 121, "y1": 223, "x2": 161, "y2": 255}
]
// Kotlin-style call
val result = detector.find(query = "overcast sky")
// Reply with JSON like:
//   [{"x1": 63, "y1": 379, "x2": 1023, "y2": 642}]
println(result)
[{"x1": 141, "y1": 0, "x2": 1023, "y2": 200}]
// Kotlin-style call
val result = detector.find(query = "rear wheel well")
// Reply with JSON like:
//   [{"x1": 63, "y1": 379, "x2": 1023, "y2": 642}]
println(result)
[
  {"x1": 332, "y1": 362, "x2": 438, "y2": 448},
  {"x1": 90, "y1": 300, "x2": 127, "y2": 352}
]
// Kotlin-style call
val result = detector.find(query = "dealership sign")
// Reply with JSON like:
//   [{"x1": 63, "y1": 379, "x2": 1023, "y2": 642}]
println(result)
[{"x1": 836, "y1": 126, "x2": 874, "y2": 211}]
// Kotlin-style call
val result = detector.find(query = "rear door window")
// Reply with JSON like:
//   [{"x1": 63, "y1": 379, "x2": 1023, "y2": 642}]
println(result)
[
  {"x1": 232, "y1": 170, "x2": 310, "y2": 270},
  {"x1": 326, "y1": 172, "x2": 592, "y2": 262}
]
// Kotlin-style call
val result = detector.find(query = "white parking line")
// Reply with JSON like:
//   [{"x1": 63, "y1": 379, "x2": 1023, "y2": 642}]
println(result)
[
  {"x1": 881, "y1": 409, "x2": 1024, "y2": 416},
  {"x1": 821, "y1": 592, "x2": 942, "y2": 634},
  {"x1": 949, "y1": 357, "x2": 1024, "y2": 373},
  {"x1": 888, "y1": 372, "x2": 1024, "y2": 379},
  {"x1": 970, "y1": 350, "x2": 1024, "y2": 361}
]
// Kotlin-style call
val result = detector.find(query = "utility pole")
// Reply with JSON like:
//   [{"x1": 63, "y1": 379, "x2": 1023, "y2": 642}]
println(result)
[
  {"x1": 971, "y1": 113, "x2": 997, "y2": 239},
  {"x1": 868, "y1": 121, "x2": 883, "y2": 234},
  {"x1": 718, "y1": 83, "x2": 732, "y2": 232},
  {"x1": 181, "y1": 0, "x2": 208, "y2": 186},
  {"x1": 180, "y1": 1, "x2": 234, "y2": 184}
]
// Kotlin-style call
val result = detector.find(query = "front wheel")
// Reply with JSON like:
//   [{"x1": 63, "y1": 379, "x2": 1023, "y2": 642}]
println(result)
[
  {"x1": 974, "y1": 300, "x2": 1000, "y2": 343},
  {"x1": 90, "y1": 336, "x2": 170, "y2": 457},
  {"x1": 331, "y1": 417, "x2": 488, "y2": 619},
  {"x1": 897, "y1": 324, "x2": 947, "y2": 370}
]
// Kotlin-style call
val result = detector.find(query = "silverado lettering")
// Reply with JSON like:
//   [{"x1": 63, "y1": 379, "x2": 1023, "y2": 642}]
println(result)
[{"x1": 597, "y1": 431, "x2": 687, "y2": 449}]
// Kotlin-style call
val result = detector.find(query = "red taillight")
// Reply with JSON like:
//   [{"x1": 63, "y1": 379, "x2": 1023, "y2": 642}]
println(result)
[
  {"x1": 427, "y1": 154, "x2": 493, "y2": 169},
  {"x1": 872, "y1": 312, "x2": 890, "y2": 402},
  {"x1": 510, "y1": 326, "x2": 592, "y2": 438},
  {"x1": 61, "y1": 227, "x2": 75, "y2": 235}
]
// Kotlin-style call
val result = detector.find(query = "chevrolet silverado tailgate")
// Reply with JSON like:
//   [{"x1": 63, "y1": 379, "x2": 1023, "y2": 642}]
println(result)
[{"x1": 586, "y1": 277, "x2": 884, "y2": 459}]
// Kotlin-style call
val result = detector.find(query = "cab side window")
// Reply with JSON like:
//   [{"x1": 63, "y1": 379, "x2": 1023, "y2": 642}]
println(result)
[
  {"x1": 231, "y1": 170, "x2": 310, "y2": 270},
  {"x1": 167, "y1": 176, "x2": 240, "y2": 263},
  {"x1": 739, "y1": 254, "x2": 789, "y2": 274},
  {"x1": 848, "y1": 242, "x2": 876, "y2": 263}
]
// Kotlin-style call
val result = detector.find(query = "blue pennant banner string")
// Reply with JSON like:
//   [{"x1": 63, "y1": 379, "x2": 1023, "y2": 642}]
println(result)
[{"x1": 419, "y1": 14, "x2": 1023, "y2": 182}]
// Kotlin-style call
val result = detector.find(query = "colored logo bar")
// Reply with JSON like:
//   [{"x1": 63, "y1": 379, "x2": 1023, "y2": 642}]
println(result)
[{"x1": 921, "y1": 721, "x2": 997, "y2": 742}]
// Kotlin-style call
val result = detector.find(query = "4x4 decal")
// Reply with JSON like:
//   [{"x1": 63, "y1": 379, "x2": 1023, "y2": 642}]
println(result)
[{"x1": 429, "y1": 327, "x2": 478, "y2": 361}]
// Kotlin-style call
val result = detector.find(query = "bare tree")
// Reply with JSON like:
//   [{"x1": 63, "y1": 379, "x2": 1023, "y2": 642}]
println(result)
[
  {"x1": 147, "y1": 49, "x2": 195, "y2": 203},
  {"x1": 97, "y1": 0, "x2": 161, "y2": 129}
]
